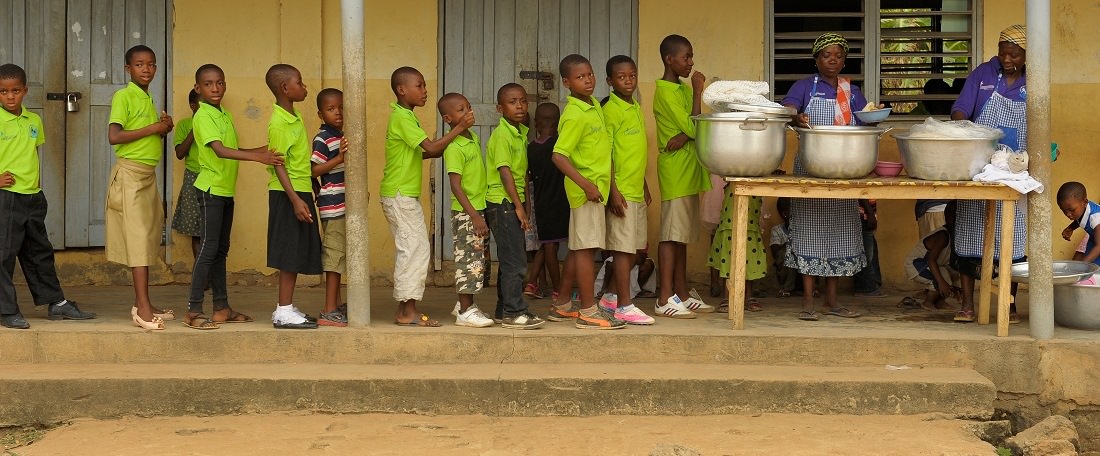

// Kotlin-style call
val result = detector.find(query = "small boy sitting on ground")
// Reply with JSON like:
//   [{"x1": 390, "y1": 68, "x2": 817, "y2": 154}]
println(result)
[
  {"x1": 0, "y1": 63, "x2": 96, "y2": 329},
  {"x1": 311, "y1": 88, "x2": 350, "y2": 326},
  {"x1": 382, "y1": 67, "x2": 473, "y2": 327},
  {"x1": 547, "y1": 54, "x2": 624, "y2": 330},
  {"x1": 1058, "y1": 181, "x2": 1100, "y2": 266},
  {"x1": 439, "y1": 93, "x2": 494, "y2": 328},
  {"x1": 265, "y1": 64, "x2": 323, "y2": 329}
]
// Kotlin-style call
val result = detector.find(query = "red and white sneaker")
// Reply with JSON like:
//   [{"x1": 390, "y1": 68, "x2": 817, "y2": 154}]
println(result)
[
  {"x1": 655, "y1": 295, "x2": 696, "y2": 319},
  {"x1": 685, "y1": 288, "x2": 716, "y2": 313}
]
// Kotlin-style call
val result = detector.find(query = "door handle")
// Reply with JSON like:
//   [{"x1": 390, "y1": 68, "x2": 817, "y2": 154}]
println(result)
[{"x1": 46, "y1": 91, "x2": 81, "y2": 101}]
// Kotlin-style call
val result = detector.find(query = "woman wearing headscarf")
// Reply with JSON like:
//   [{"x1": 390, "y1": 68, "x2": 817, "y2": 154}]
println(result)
[
  {"x1": 779, "y1": 32, "x2": 867, "y2": 321},
  {"x1": 949, "y1": 24, "x2": 1028, "y2": 324}
]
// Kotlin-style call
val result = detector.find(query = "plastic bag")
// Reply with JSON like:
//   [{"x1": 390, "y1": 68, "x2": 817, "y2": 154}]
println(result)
[
  {"x1": 908, "y1": 117, "x2": 1003, "y2": 139},
  {"x1": 703, "y1": 80, "x2": 782, "y2": 111}
]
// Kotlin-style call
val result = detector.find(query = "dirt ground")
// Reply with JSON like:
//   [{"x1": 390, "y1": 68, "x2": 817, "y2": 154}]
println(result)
[{"x1": 10, "y1": 412, "x2": 996, "y2": 455}]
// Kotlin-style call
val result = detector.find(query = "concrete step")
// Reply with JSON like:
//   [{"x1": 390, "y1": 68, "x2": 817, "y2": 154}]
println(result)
[{"x1": 0, "y1": 363, "x2": 995, "y2": 425}]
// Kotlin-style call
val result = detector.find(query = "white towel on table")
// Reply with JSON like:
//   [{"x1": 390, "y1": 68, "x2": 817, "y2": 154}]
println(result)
[{"x1": 973, "y1": 164, "x2": 1044, "y2": 194}]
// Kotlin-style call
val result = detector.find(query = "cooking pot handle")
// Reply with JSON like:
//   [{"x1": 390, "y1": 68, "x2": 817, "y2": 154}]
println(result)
[
  {"x1": 877, "y1": 127, "x2": 894, "y2": 138},
  {"x1": 786, "y1": 125, "x2": 800, "y2": 135},
  {"x1": 739, "y1": 118, "x2": 768, "y2": 131}
]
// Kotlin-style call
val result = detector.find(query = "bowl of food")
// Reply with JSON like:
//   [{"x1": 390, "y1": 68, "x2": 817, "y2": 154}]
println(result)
[
  {"x1": 1054, "y1": 280, "x2": 1100, "y2": 330},
  {"x1": 873, "y1": 160, "x2": 903, "y2": 177},
  {"x1": 854, "y1": 107, "x2": 892, "y2": 124},
  {"x1": 791, "y1": 126, "x2": 890, "y2": 179},
  {"x1": 893, "y1": 131, "x2": 1003, "y2": 181}
]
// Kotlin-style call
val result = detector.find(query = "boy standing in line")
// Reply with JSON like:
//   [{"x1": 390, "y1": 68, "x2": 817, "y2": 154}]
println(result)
[
  {"x1": 311, "y1": 88, "x2": 350, "y2": 326},
  {"x1": 265, "y1": 64, "x2": 322, "y2": 329},
  {"x1": 652, "y1": 34, "x2": 714, "y2": 318},
  {"x1": 0, "y1": 63, "x2": 95, "y2": 329},
  {"x1": 382, "y1": 67, "x2": 473, "y2": 327},
  {"x1": 172, "y1": 89, "x2": 203, "y2": 260},
  {"x1": 547, "y1": 54, "x2": 625, "y2": 330},
  {"x1": 185, "y1": 64, "x2": 283, "y2": 331},
  {"x1": 105, "y1": 45, "x2": 175, "y2": 328},
  {"x1": 599, "y1": 55, "x2": 654, "y2": 325},
  {"x1": 484, "y1": 83, "x2": 546, "y2": 329},
  {"x1": 439, "y1": 92, "x2": 493, "y2": 328}
]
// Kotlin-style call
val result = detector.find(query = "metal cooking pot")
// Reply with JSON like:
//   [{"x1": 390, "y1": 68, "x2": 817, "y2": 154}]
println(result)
[
  {"x1": 694, "y1": 112, "x2": 791, "y2": 177},
  {"x1": 790, "y1": 126, "x2": 891, "y2": 179},
  {"x1": 892, "y1": 131, "x2": 1003, "y2": 181}
]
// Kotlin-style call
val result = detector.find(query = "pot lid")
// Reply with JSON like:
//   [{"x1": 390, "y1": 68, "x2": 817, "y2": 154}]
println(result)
[{"x1": 718, "y1": 101, "x2": 797, "y2": 117}]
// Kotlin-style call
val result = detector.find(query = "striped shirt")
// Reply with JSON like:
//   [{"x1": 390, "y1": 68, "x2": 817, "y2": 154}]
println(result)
[{"x1": 310, "y1": 124, "x2": 345, "y2": 219}]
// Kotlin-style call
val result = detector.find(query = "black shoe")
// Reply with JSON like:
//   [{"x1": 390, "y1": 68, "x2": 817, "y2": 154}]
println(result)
[
  {"x1": 273, "y1": 320, "x2": 319, "y2": 329},
  {"x1": 47, "y1": 301, "x2": 97, "y2": 320},
  {"x1": 1, "y1": 314, "x2": 30, "y2": 329}
]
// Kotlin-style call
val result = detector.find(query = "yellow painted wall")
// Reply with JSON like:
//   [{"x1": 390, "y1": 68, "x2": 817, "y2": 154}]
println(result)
[{"x1": 46, "y1": 0, "x2": 1095, "y2": 294}]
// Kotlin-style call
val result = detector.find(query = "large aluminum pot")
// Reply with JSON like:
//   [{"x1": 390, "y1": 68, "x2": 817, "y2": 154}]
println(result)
[
  {"x1": 694, "y1": 112, "x2": 790, "y2": 177},
  {"x1": 791, "y1": 126, "x2": 890, "y2": 179},
  {"x1": 1054, "y1": 282, "x2": 1100, "y2": 330},
  {"x1": 892, "y1": 131, "x2": 1003, "y2": 181}
]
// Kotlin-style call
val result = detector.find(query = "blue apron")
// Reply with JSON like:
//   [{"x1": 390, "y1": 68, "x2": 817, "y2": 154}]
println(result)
[{"x1": 975, "y1": 72, "x2": 1027, "y2": 151}]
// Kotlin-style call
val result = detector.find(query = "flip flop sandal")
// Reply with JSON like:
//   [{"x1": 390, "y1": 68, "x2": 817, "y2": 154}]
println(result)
[
  {"x1": 183, "y1": 314, "x2": 220, "y2": 330},
  {"x1": 745, "y1": 299, "x2": 763, "y2": 312},
  {"x1": 1009, "y1": 313, "x2": 1021, "y2": 324},
  {"x1": 394, "y1": 314, "x2": 442, "y2": 327},
  {"x1": 826, "y1": 307, "x2": 861, "y2": 318},
  {"x1": 797, "y1": 310, "x2": 819, "y2": 321},
  {"x1": 213, "y1": 309, "x2": 254, "y2": 323},
  {"x1": 953, "y1": 310, "x2": 976, "y2": 322},
  {"x1": 716, "y1": 300, "x2": 730, "y2": 313},
  {"x1": 153, "y1": 309, "x2": 176, "y2": 321},
  {"x1": 776, "y1": 290, "x2": 792, "y2": 298}
]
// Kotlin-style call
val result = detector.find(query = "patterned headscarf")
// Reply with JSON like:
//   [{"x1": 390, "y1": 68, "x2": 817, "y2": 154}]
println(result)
[
  {"x1": 999, "y1": 24, "x2": 1026, "y2": 50},
  {"x1": 812, "y1": 32, "x2": 849, "y2": 56}
]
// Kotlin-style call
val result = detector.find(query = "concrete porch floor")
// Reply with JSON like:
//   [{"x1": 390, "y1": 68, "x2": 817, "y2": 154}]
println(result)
[{"x1": 8, "y1": 283, "x2": 1098, "y2": 341}]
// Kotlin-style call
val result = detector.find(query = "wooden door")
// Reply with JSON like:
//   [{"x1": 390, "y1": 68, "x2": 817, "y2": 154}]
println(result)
[
  {"x1": 437, "y1": 0, "x2": 637, "y2": 262},
  {"x1": 64, "y1": 0, "x2": 169, "y2": 247},
  {"x1": 0, "y1": 0, "x2": 68, "y2": 246}
]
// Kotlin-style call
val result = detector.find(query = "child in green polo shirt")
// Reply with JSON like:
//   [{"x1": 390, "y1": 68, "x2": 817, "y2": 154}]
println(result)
[
  {"x1": 0, "y1": 63, "x2": 96, "y2": 329},
  {"x1": 652, "y1": 34, "x2": 714, "y2": 318},
  {"x1": 172, "y1": 89, "x2": 203, "y2": 260},
  {"x1": 383, "y1": 67, "x2": 473, "y2": 327},
  {"x1": 484, "y1": 83, "x2": 546, "y2": 330},
  {"x1": 105, "y1": 45, "x2": 175, "y2": 329},
  {"x1": 547, "y1": 54, "x2": 624, "y2": 330},
  {"x1": 185, "y1": 63, "x2": 283, "y2": 331},
  {"x1": 265, "y1": 64, "x2": 323, "y2": 330},
  {"x1": 599, "y1": 55, "x2": 654, "y2": 325},
  {"x1": 439, "y1": 93, "x2": 493, "y2": 328}
]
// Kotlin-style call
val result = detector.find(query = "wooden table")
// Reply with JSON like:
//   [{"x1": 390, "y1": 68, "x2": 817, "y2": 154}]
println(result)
[{"x1": 725, "y1": 176, "x2": 1023, "y2": 337}]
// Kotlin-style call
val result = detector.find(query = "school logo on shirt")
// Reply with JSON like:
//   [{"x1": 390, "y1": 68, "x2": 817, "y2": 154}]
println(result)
[
  {"x1": 1019, "y1": 87, "x2": 1027, "y2": 100},
  {"x1": 29, "y1": 126, "x2": 38, "y2": 139}
]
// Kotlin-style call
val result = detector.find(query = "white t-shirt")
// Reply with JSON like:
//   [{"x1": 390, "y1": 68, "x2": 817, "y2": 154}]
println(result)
[{"x1": 769, "y1": 224, "x2": 789, "y2": 247}]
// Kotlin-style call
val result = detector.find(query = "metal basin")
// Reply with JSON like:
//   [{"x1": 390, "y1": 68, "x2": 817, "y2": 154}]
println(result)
[
  {"x1": 1054, "y1": 282, "x2": 1100, "y2": 330},
  {"x1": 1010, "y1": 261, "x2": 1100, "y2": 285},
  {"x1": 892, "y1": 131, "x2": 1003, "y2": 181},
  {"x1": 792, "y1": 126, "x2": 889, "y2": 179},
  {"x1": 694, "y1": 112, "x2": 791, "y2": 177}
]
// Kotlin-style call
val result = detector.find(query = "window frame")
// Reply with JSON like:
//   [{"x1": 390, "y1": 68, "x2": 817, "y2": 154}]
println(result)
[{"x1": 764, "y1": 0, "x2": 984, "y2": 118}]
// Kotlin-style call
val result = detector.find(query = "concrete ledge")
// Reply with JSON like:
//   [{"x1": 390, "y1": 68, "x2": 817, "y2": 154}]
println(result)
[{"x1": 0, "y1": 364, "x2": 995, "y2": 424}]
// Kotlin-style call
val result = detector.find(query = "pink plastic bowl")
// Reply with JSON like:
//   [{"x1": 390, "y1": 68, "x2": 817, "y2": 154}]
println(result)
[{"x1": 874, "y1": 160, "x2": 903, "y2": 177}]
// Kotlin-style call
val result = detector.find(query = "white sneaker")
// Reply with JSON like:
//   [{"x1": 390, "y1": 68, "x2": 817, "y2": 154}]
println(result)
[
  {"x1": 615, "y1": 304, "x2": 655, "y2": 325},
  {"x1": 655, "y1": 295, "x2": 696, "y2": 319},
  {"x1": 685, "y1": 288, "x2": 716, "y2": 313},
  {"x1": 453, "y1": 302, "x2": 494, "y2": 327},
  {"x1": 272, "y1": 305, "x2": 317, "y2": 329}
]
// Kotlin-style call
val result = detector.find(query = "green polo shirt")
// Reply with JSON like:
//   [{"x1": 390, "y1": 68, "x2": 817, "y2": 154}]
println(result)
[
  {"x1": 192, "y1": 102, "x2": 240, "y2": 197},
  {"x1": 380, "y1": 103, "x2": 429, "y2": 198},
  {"x1": 485, "y1": 117, "x2": 529, "y2": 204},
  {"x1": 173, "y1": 117, "x2": 200, "y2": 173},
  {"x1": 0, "y1": 106, "x2": 45, "y2": 195},
  {"x1": 603, "y1": 92, "x2": 648, "y2": 203},
  {"x1": 554, "y1": 95, "x2": 611, "y2": 209},
  {"x1": 653, "y1": 79, "x2": 711, "y2": 200},
  {"x1": 108, "y1": 82, "x2": 163, "y2": 166},
  {"x1": 266, "y1": 104, "x2": 313, "y2": 193},
  {"x1": 443, "y1": 131, "x2": 486, "y2": 211}
]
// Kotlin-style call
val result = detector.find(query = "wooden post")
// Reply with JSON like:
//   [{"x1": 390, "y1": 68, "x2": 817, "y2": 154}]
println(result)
[
  {"x1": 997, "y1": 200, "x2": 1017, "y2": 337},
  {"x1": 977, "y1": 201, "x2": 997, "y2": 325},
  {"x1": 729, "y1": 194, "x2": 750, "y2": 329}
]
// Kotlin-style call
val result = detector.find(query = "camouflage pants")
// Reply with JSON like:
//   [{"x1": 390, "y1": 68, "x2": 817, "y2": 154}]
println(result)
[{"x1": 453, "y1": 210, "x2": 487, "y2": 294}]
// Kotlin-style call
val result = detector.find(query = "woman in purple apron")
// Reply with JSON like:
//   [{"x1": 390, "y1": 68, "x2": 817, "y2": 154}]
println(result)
[
  {"x1": 781, "y1": 33, "x2": 867, "y2": 321},
  {"x1": 949, "y1": 24, "x2": 1029, "y2": 323}
]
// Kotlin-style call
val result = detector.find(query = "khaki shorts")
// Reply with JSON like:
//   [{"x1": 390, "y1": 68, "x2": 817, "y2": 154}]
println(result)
[
  {"x1": 918, "y1": 210, "x2": 947, "y2": 240},
  {"x1": 321, "y1": 217, "x2": 346, "y2": 275},
  {"x1": 660, "y1": 196, "x2": 700, "y2": 244},
  {"x1": 105, "y1": 158, "x2": 163, "y2": 267},
  {"x1": 606, "y1": 201, "x2": 647, "y2": 253},
  {"x1": 568, "y1": 201, "x2": 606, "y2": 250}
]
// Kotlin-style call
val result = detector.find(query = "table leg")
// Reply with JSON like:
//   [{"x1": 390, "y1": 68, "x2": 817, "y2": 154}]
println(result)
[
  {"x1": 729, "y1": 194, "x2": 750, "y2": 329},
  {"x1": 977, "y1": 201, "x2": 997, "y2": 325},
  {"x1": 997, "y1": 200, "x2": 1016, "y2": 337}
]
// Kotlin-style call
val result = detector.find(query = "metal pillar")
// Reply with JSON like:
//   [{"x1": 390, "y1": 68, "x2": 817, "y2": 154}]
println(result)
[
  {"x1": 1026, "y1": 0, "x2": 1053, "y2": 339},
  {"x1": 341, "y1": 0, "x2": 371, "y2": 327}
]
